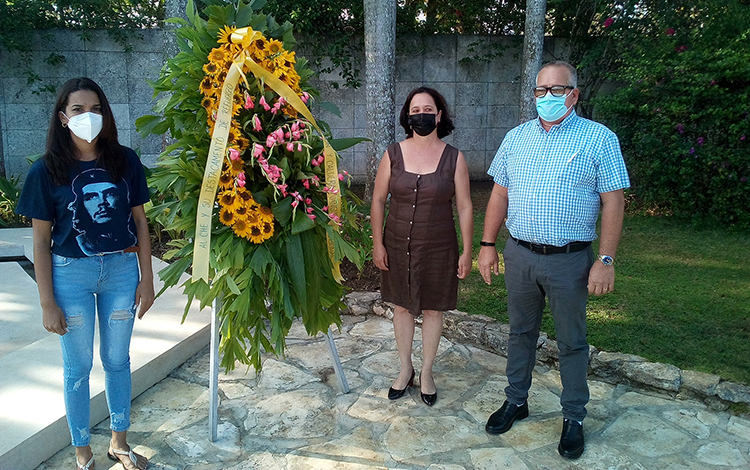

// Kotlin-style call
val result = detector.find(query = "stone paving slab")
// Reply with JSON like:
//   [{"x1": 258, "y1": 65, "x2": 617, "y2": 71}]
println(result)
[{"x1": 34, "y1": 314, "x2": 750, "y2": 470}]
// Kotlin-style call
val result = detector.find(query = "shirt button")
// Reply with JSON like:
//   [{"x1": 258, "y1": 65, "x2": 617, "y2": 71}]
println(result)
[
  {"x1": 407, "y1": 237, "x2": 410, "y2": 240},
  {"x1": 412, "y1": 205, "x2": 415, "y2": 208}
]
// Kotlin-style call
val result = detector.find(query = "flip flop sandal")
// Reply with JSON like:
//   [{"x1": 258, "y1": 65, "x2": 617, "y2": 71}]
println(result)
[
  {"x1": 107, "y1": 444, "x2": 148, "y2": 470},
  {"x1": 76, "y1": 455, "x2": 95, "y2": 470}
]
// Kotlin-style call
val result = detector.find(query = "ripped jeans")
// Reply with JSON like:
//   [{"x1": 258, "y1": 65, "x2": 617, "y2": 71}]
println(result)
[{"x1": 52, "y1": 251, "x2": 139, "y2": 447}]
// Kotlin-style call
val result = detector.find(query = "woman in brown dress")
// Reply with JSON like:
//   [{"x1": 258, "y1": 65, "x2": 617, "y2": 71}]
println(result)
[{"x1": 371, "y1": 87, "x2": 473, "y2": 406}]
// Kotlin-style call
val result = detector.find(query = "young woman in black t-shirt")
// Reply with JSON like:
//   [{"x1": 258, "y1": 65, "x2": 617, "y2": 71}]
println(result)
[{"x1": 17, "y1": 78, "x2": 152, "y2": 470}]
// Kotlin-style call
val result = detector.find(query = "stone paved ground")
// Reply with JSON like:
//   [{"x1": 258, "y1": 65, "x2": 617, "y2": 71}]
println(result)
[{"x1": 36, "y1": 315, "x2": 750, "y2": 470}]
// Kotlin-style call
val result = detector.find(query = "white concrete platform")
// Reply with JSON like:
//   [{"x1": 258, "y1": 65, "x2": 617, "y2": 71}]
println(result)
[{"x1": 0, "y1": 228, "x2": 211, "y2": 470}]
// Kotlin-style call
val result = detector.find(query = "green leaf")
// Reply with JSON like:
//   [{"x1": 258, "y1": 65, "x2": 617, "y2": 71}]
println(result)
[
  {"x1": 328, "y1": 137, "x2": 370, "y2": 152},
  {"x1": 284, "y1": 233, "x2": 307, "y2": 309},
  {"x1": 291, "y1": 210, "x2": 316, "y2": 234}
]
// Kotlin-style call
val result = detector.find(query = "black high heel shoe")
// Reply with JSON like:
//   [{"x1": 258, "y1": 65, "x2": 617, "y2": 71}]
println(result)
[
  {"x1": 420, "y1": 372, "x2": 437, "y2": 406},
  {"x1": 388, "y1": 368, "x2": 415, "y2": 400}
]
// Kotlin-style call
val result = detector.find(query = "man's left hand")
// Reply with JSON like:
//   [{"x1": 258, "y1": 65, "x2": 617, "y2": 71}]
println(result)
[{"x1": 588, "y1": 262, "x2": 615, "y2": 296}]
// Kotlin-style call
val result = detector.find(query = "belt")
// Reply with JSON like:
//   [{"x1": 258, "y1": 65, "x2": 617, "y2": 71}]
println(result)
[
  {"x1": 123, "y1": 246, "x2": 139, "y2": 253},
  {"x1": 511, "y1": 237, "x2": 590, "y2": 255}
]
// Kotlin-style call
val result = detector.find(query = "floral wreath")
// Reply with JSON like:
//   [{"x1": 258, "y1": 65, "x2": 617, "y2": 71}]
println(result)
[{"x1": 137, "y1": 1, "x2": 365, "y2": 372}]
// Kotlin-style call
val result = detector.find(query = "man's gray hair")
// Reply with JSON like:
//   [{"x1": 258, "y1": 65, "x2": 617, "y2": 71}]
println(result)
[{"x1": 538, "y1": 61, "x2": 578, "y2": 88}]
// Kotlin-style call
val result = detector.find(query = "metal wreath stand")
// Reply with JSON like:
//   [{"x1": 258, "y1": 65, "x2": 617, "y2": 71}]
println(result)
[{"x1": 208, "y1": 295, "x2": 350, "y2": 441}]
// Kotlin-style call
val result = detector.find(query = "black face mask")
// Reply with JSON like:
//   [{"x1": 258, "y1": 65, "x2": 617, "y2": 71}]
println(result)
[{"x1": 408, "y1": 113, "x2": 437, "y2": 136}]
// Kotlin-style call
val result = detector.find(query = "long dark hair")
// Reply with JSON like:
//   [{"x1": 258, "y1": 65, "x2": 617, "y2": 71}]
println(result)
[
  {"x1": 44, "y1": 77, "x2": 126, "y2": 185},
  {"x1": 399, "y1": 86, "x2": 455, "y2": 138}
]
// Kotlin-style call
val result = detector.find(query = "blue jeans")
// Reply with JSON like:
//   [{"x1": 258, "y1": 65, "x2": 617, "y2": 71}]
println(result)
[
  {"x1": 52, "y1": 251, "x2": 139, "y2": 447},
  {"x1": 502, "y1": 238, "x2": 593, "y2": 422}
]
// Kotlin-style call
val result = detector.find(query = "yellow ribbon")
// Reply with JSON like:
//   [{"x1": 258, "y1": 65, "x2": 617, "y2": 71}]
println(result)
[{"x1": 192, "y1": 27, "x2": 343, "y2": 283}]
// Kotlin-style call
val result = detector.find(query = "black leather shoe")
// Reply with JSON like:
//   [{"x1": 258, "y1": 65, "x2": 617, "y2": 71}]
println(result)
[
  {"x1": 388, "y1": 369, "x2": 414, "y2": 400},
  {"x1": 485, "y1": 400, "x2": 529, "y2": 435},
  {"x1": 558, "y1": 419, "x2": 585, "y2": 459},
  {"x1": 419, "y1": 372, "x2": 437, "y2": 406}
]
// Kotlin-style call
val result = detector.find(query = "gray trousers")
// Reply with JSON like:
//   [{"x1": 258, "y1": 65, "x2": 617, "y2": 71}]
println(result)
[{"x1": 502, "y1": 237, "x2": 593, "y2": 422}]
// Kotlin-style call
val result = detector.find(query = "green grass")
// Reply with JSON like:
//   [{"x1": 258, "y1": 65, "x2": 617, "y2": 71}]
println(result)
[{"x1": 457, "y1": 209, "x2": 750, "y2": 386}]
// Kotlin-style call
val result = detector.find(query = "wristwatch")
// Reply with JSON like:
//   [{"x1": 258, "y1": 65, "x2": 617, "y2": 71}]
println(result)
[{"x1": 598, "y1": 254, "x2": 614, "y2": 266}]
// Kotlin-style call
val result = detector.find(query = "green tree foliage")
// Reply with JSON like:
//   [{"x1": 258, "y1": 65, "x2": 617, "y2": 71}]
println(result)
[{"x1": 592, "y1": 0, "x2": 750, "y2": 228}]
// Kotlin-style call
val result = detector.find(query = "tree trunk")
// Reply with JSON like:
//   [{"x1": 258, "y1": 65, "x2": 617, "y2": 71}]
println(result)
[
  {"x1": 519, "y1": 0, "x2": 547, "y2": 124},
  {"x1": 363, "y1": 0, "x2": 396, "y2": 202}
]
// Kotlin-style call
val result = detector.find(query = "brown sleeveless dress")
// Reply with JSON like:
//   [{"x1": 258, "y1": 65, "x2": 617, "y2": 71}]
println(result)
[{"x1": 380, "y1": 142, "x2": 459, "y2": 316}]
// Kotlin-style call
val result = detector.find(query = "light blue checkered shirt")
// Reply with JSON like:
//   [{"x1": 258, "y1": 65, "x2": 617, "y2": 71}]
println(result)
[{"x1": 487, "y1": 111, "x2": 630, "y2": 246}]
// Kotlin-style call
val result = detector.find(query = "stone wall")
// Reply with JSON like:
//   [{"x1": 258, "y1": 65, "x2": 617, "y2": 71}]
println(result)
[{"x1": 1, "y1": 29, "x2": 568, "y2": 181}]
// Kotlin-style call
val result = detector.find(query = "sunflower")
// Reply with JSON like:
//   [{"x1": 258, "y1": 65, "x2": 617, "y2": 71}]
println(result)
[
  {"x1": 218, "y1": 190, "x2": 242, "y2": 211},
  {"x1": 235, "y1": 136, "x2": 251, "y2": 151},
  {"x1": 258, "y1": 205, "x2": 274, "y2": 222},
  {"x1": 228, "y1": 156, "x2": 243, "y2": 174},
  {"x1": 264, "y1": 39, "x2": 284, "y2": 57},
  {"x1": 203, "y1": 61, "x2": 219, "y2": 75},
  {"x1": 219, "y1": 170, "x2": 234, "y2": 190},
  {"x1": 235, "y1": 205, "x2": 249, "y2": 218},
  {"x1": 219, "y1": 206, "x2": 235, "y2": 225},
  {"x1": 245, "y1": 209, "x2": 261, "y2": 226},
  {"x1": 248, "y1": 225, "x2": 265, "y2": 244},
  {"x1": 261, "y1": 221, "x2": 274, "y2": 239},
  {"x1": 200, "y1": 95, "x2": 216, "y2": 111},
  {"x1": 232, "y1": 217, "x2": 251, "y2": 239},
  {"x1": 236, "y1": 187, "x2": 254, "y2": 203},
  {"x1": 199, "y1": 76, "x2": 215, "y2": 93},
  {"x1": 217, "y1": 25, "x2": 237, "y2": 44},
  {"x1": 208, "y1": 47, "x2": 228, "y2": 63},
  {"x1": 253, "y1": 37, "x2": 267, "y2": 51}
]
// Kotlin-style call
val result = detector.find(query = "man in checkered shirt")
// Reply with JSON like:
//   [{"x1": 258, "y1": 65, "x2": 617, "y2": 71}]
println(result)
[{"x1": 478, "y1": 61, "x2": 630, "y2": 460}]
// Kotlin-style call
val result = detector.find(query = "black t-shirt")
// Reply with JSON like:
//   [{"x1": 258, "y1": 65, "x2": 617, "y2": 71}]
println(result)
[{"x1": 16, "y1": 147, "x2": 150, "y2": 258}]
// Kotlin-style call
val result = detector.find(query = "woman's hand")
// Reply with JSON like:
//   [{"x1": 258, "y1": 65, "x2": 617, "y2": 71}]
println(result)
[
  {"x1": 373, "y1": 242, "x2": 389, "y2": 271},
  {"x1": 42, "y1": 304, "x2": 68, "y2": 335},
  {"x1": 135, "y1": 279, "x2": 155, "y2": 319},
  {"x1": 457, "y1": 251, "x2": 472, "y2": 279}
]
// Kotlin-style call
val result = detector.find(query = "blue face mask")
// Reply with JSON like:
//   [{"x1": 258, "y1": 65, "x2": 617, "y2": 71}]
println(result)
[{"x1": 535, "y1": 92, "x2": 572, "y2": 123}]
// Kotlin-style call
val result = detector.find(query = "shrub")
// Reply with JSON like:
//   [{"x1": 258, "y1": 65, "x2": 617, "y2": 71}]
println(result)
[{"x1": 594, "y1": 1, "x2": 750, "y2": 228}]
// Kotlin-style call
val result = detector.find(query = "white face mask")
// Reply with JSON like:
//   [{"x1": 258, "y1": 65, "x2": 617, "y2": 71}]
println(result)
[{"x1": 63, "y1": 112, "x2": 103, "y2": 143}]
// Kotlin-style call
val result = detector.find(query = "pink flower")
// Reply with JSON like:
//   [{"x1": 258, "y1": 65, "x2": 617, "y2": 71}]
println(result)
[
  {"x1": 665, "y1": 28, "x2": 675, "y2": 36},
  {"x1": 322, "y1": 206, "x2": 328, "y2": 211},
  {"x1": 277, "y1": 183, "x2": 288, "y2": 196},
  {"x1": 273, "y1": 128, "x2": 285, "y2": 143},
  {"x1": 297, "y1": 143, "x2": 303, "y2": 152},
  {"x1": 301, "y1": 92, "x2": 310, "y2": 104},
  {"x1": 237, "y1": 172, "x2": 246, "y2": 188},
  {"x1": 307, "y1": 214, "x2": 316, "y2": 220},
  {"x1": 228, "y1": 148, "x2": 240, "y2": 161},
  {"x1": 311, "y1": 157, "x2": 321, "y2": 167},
  {"x1": 604, "y1": 17, "x2": 614, "y2": 28},
  {"x1": 675, "y1": 45, "x2": 688, "y2": 53},
  {"x1": 338, "y1": 173, "x2": 345, "y2": 181},
  {"x1": 253, "y1": 143, "x2": 265, "y2": 158},
  {"x1": 244, "y1": 94, "x2": 254, "y2": 110},
  {"x1": 302, "y1": 179, "x2": 310, "y2": 189},
  {"x1": 259, "y1": 96, "x2": 271, "y2": 111},
  {"x1": 286, "y1": 142, "x2": 295, "y2": 152},
  {"x1": 305, "y1": 197, "x2": 312, "y2": 205},
  {"x1": 266, "y1": 134, "x2": 277, "y2": 148},
  {"x1": 291, "y1": 200, "x2": 299, "y2": 208},
  {"x1": 306, "y1": 207, "x2": 314, "y2": 214},
  {"x1": 741, "y1": 135, "x2": 746, "y2": 141},
  {"x1": 271, "y1": 102, "x2": 282, "y2": 115},
  {"x1": 253, "y1": 115, "x2": 262, "y2": 132}
]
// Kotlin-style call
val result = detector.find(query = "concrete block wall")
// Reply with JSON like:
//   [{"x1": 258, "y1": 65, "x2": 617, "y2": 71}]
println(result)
[
  {"x1": 1, "y1": 29, "x2": 563, "y2": 181},
  {"x1": 0, "y1": 29, "x2": 164, "y2": 178}
]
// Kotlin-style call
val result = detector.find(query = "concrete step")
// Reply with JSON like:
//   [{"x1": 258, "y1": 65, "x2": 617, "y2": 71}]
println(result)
[{"x1": 0, "y1": 229, "x2": 211, "y2": 470}]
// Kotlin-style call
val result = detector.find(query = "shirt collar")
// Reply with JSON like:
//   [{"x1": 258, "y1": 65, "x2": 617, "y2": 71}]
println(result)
[{"x1": 536, "y1": 109, "x2": 579, "y2": 132}]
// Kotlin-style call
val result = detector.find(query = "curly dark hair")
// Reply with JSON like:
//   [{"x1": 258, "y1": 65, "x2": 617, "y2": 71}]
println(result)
[
  {"x1": 399, "y1": 86, "x2": 455, "y2": 138},
  {"x1": 44, "y1": 77, "x2": 126, "y2": 186}
]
